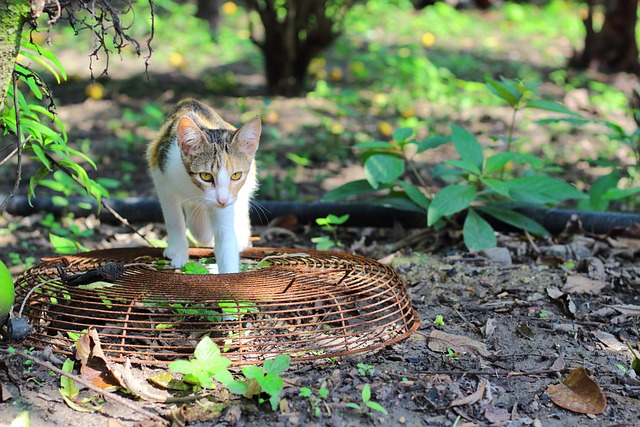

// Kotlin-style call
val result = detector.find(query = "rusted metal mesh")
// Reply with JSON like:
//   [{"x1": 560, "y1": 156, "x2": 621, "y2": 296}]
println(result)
[{"x1": 15, "y1": 247, "x2": 420, "y2": 366}]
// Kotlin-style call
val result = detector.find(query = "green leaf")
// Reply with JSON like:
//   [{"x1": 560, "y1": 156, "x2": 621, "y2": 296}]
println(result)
[
  {"x1": 345, "y1": 402, "x2": 361, "y2": 410},
  {"x1": 427, "y1": 184, "x2": 476, "y2": 226},
  {"x1": 268, "y1": 354, "x2": 290, "y2": 374},
  {"x1": 392, "y1": 127, "x2": 414, "y2": 143},
  {"x1": 370, "y1": 195, "x2": 425, "y2": 213},
  {"x1": 525, "y1": 99, "x2": 582, "y2": 117},
  {"x1": 485, "y1": 77, "x2": 521, "y2": 107},
  {"x1": 478, "y1": 206, "x2": 549, "y2": 236},
  {"x1": 417, "y1": 135, "x2": 450, "y2": 153},
  {"x1": 182, "y1": 261, "x2": 209, "y2": 275},
  {"x1": 59, "y1": 358, "x2": 79, "y2": 400},
  {"x1": 451, "y1": 124, "x2": 483, "y2": 172},
  {"x1": 602, "y1": 186, "x2": 640, "y2": 200},
  {"x1": 506, "y1": 176, "x2": 587, "y2": 205},
  {"x1": 583, "y1": 170, "x2": 621, "y2": 211},
  {"x1": 483, "y1": 152, "x2": 517, "y2": 175},
  {"x1": 323, "y1": 179, "x2": 377, "y2": 201},
  {"x1": 445, "y1": 159, "x2": 481, "y2": 175},
  {"x1": 269, "y1": 393, "x2": 281, "y2": 411},
  {"x1": 193, "y1": 336, "x2": 220, "y2": 362},
  {"x1": 463, "y1": 209, "x2": 497, "y2": 251},
  {"x1": 365, "y1": 401, "x2": 389, "y2": 415},
  {"x1": 481, "y1": 178, "x2": 511, "y2": 197},
  {"x1": 260, "y1": 373, "x2": 284, "y2": 397},
  {"x1": 362, "y1": 383, "x2": 371, "y2": 402},
  {"x1": 227, "y1": 380, "x2": 248, "y2": 395},
  {"x1": 364, "y1": 154, "x2": 405, "y2": 189},
  {"x1": 299, "y1": 387, "x2": 312, "y2": 397},
  {"x1": 399, "y1": 181, "x2": 430, "y2": 210},
  {"x1": 168, "y1": 359, "x2": 194, "y2": 375},
  {"x1": 9, "y1": 411, "x2": 29, "y2": 427},
  {"x1": 49, "y1": 233, "x2": 78, "y2": 255},
  {"x1": 353, "y1": 141, "x2": 396, "y2": 151},
  {"x1": 242, "y1": 365, "x2": 265, "y2": 381}
]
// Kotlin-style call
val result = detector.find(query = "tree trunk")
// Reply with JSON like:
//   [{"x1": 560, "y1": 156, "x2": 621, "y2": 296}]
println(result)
[
  {"x1": 570, "y1": 0, "x2": 640, "y2": 73},
  {"x1": 195, "y1": 0, "x2": 220, "y2": 32},
  {"x1": 0, "y1": 0, "x2": 30, "y2": 110}
]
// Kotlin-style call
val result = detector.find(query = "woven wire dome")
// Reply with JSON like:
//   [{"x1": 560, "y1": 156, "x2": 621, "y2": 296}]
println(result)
[{"x1": 14, "y1": 247, "x2": 420, "y2": 366}]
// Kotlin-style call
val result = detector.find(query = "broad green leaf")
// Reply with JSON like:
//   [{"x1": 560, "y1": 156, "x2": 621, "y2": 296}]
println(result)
[
  {"x1": 193, "y1": 336, "x2": 219, "y2": 362},
  {"x1": 370, "y1": 195, "x2": 425, "y2": 213},
  {"x1": 399, "y1": 181, "x2": 430, "y2": 210},
  {"x1": 427, "y1": 184, "x2": 476, "y2": 226},
  {"x1": 168, "y1": 359, "x2": 194, "y2": 375},
  {"x1": 417, "y1": 135, "x2": 450, "y2": 153},
  {"x1": 451, "y1": 124, "x2": 483, "y2": 172},
  {"x1": 364, "y1": 154, "x2": 405, "y2": 189},
  {"x1": 484, "y1": 152, "x2": 517, "y2": 175},
  {"x1": 242, "y1": 365, "x2": 264, "y2": 380},
  {"x1": 602, "y1": 186, "x2": 640, "y2": 200},
  {"x1": 481, "y1": 178, "x2": 511, "y2": 197},
  {"x1": 506, "y1": 176, "x2": 587, "y2": 205},
  {"x1": 227, "y1": 380, "x2": 248, "y2": 395},
  {"x1": 445, "y1": 159, "x2": 481, "y2": 175},
  {"x1": 393, "y1": 127, "x2": 414, "y2": 143},
  {"x1": 478, "y1": 206, "x2": 549, "y2": 236},
  {"x1": 49, "y1": 233, "x2": 78, "y2": 255},
  {"x1": 59, "y1": 358, "x2": 79, "y2": 400},
  {"x1": 182, "y1": 261, "x2": 209, "y2": 275},
  {"x1": 584, "y1": 171, "x2": 621, "y2": 211},
  {"x1": 486, "y1": 77, "x2": 521, "y2": 107},
  {"x1": 28, "y1": 165, "x2": 50, "y2": 203},
  {"x1": 463, "y1": 209, "x2": 497, "y2": 250},
  {"x1": 525, "y1": 99, "x2": 582, "y2": 117},
  {"x1": 260, "y1": 373, "x2": 284, "y2": 397},
  {"x1": 323, "y1": 180, "x2": 376, "y2": 201},
  {"x1": 264, "y1": 354, "x2": 290, "y2": 375},
  {"x1": 212, "y1": 368, "x2": 234, "y2": 386},
  {"x1": 9, "y1": 411, "x2": 29, "y2": 427}
]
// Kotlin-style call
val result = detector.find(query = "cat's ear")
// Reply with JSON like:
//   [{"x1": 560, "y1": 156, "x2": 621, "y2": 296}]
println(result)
[
  {"x1": 176, "y1": 116, "x2": 205, "y2": 153},
  {"x1": 232, "y1": 117, "x2": 261, "y2": 157}
]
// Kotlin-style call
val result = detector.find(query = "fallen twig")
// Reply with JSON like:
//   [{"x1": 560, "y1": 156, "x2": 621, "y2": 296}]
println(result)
[{"x1": 0, "y1": 348, "x2": 169, "y2": 425}]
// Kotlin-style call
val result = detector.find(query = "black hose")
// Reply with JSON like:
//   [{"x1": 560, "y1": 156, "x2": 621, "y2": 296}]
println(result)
[{"x1": 3, "y1": 195, "x2": 639, "y2": 235}]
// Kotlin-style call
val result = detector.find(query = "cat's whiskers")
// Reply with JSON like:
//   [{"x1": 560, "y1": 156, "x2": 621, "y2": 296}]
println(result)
[{"x1": 249, "y1": 200, "x2": 271, "y2": 226}]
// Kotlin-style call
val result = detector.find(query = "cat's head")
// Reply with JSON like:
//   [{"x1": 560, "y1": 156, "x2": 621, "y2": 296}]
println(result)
[{"x1": 176, "y1": 116, "x2": 261, "y2": 208}]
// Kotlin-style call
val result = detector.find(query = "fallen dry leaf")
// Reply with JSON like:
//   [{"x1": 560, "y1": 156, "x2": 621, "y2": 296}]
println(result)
[
  {"x1": 428, "y1": 330, "x2": 490, "y2": 357},
  {"x1": 562, "y1": 275, "x2": 606, "y2": 295},
  {"x1": 592, "y1": 331, "x2": 626, "y2": 351},
  {"x1": 484, "y1": 406, "x2": 510, "y2": 424},
  {"x1": 450, "y1": 378, "x2": 488, "y2": 407},
  {"x1": 546, "y1": 367, "x2": 606, "y2": 414},
  {"x1": 76, "y1": 328, "x2": 123, "y2": 392}
]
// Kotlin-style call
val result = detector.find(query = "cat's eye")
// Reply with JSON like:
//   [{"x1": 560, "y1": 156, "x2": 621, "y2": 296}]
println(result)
[
  {"x1": 230, "y1": 172, "x2": 242, "y2": 181},
  {"x1": 199, "y1": 172, "x2": 214, "y2": 182}
]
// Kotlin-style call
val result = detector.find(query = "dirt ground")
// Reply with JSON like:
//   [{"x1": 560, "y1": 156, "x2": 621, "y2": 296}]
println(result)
[{"x1": 1, "y1": 28, "x2": 640, "y2": 427}]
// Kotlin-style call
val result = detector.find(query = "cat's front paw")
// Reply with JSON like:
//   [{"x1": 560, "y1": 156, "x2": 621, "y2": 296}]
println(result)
[{"x1": 164, "y1": 245, "x2": 189, "y2": 268}]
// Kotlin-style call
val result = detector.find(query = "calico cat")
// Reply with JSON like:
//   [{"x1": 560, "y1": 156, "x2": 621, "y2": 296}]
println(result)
[{"x1": 147, "y1": 99, "x2": 261, "y2": 273}]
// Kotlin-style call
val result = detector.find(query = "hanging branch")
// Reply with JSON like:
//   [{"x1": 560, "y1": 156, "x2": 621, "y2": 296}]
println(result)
[{"x1": 0, "y1": 74, "x2": 26, "y2": 212}]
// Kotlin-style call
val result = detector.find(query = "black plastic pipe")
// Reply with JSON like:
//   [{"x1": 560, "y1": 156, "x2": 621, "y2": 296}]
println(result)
[{"x1": 2, "y1": 195, "x2": 640, "y2": 235}]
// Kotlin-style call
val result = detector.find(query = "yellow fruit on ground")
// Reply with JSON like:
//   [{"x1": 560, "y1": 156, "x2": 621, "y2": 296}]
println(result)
[
  {"x1": 222, "y1": 2, "x2": 238, "y2": 14},
  {"x1": 378, "y1": 121, "x2": 393, "y2": 137},
  {"x1": 349, "y1": 60, "x2": 365, "y2": 76},
  {"x1": 315, "y1": 69, "x2": 328, "y2": 80},
  {"x1": 263, "y1": 110, "x2": 279, "y2": 124},
  {"x1": 330, "y1": 67, "x2": 344, "y2": 82},
  {"x1": 169, "y1": 52, "x2": 187, "y2": 69},
  {"x1": 308, "y1": 57, "x2": 326, "y2": 74},
  {"x1": 400, "y1": 107, "x2": 415, "y2": 119},
  {"x1": 85, "y1": 83, "x2": 105, "y2": 100},
  {"x1": 421, "y1": 32, "x2": 436, "y2": 48},
  {"x1": 0, "y1": 260, "x2": 14, "y2": 324}
]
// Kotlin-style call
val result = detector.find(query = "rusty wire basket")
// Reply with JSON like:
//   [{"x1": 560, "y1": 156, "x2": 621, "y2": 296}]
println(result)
[{"x1": 14, "y1": 247, "x2": 420, "y2": 365}]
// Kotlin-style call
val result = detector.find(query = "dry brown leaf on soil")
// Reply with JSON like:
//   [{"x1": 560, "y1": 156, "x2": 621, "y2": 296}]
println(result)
[
  {"x1": 484, "y1": 406, "x2": 510, "y2": 424},
  {"x1": 428, "y1": 330, "x2": 490, "y2": 357},
  {"x1": 75, "y1": 327, "x2": 124, "y2": 392},
  {"x1": 450, "y1": 378, "x2": 489, "y2": 407},
  {"x1": 546, "y1": 367, "x2": 607, "y2": 415},
  {"x1": 562, "y1": 275, "x2": 606, "y2": 295},
  {"x1": 592, "y1": 331, "x2": 626, "y2": 352}
]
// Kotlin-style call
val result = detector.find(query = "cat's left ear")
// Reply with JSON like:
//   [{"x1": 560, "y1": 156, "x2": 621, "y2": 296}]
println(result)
[{"x1": 232, "y1": 117, "x2": 261, "y2": 157}]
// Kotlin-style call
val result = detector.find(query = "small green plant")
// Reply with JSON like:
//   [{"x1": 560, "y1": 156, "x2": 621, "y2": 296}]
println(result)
[
  {"x1": 311, "y1": 214, "x2": 350, "y2": 250},
  {"x1": 345, "y1": 383, "x2": 388, "y2": 416},
  {"x1": 325, "y1": 78, "x2": 591, "y2": 251},
  {"x1": 434, "y1": 314, "x2": 445, "y2": 326},
  {"x1": 300, "y1": 386, "x2": 329, "y2": 417},
  {"x1": 356, "y1": 363, "x2": 375, "y2": 377},
  {"x1": 169, "y1": 337, "x2": 290, "y2": 411}
]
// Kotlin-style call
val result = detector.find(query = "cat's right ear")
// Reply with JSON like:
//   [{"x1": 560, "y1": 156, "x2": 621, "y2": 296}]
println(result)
[{"x1": 176, "y1": 116, "x2": 204, "y2": 154}]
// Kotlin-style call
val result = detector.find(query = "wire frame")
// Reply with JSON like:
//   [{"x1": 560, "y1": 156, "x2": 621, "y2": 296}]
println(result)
[{"x1": 14, "y1": 247, "x2": 420, "y2": 365}]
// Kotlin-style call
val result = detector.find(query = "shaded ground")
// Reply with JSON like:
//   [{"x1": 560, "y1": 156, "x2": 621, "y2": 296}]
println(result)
[{"x1": 1, "y1": 5, "x2": 640, "y2": 426}]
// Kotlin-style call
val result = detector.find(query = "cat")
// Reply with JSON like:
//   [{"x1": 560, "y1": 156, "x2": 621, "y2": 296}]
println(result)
[{"x1": 147, "y1": 98, "x2": 261, "y2": 273}]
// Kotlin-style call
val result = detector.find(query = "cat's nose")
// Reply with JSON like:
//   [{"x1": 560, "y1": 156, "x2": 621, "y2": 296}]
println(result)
[{"x1": 217, "y1": 196, "x2": 228, "y2": 206}]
